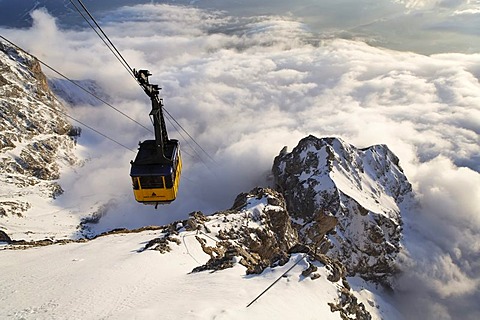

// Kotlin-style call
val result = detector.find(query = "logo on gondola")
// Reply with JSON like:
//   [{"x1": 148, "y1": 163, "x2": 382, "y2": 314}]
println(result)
[{"x1": 151, "y1": 192, "x2": 157, "y2": 196}]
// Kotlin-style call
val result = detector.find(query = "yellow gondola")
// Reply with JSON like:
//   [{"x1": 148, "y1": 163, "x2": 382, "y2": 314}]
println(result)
[{"x1": 130, "y1": 70, "x2": 182, "y2": 207}]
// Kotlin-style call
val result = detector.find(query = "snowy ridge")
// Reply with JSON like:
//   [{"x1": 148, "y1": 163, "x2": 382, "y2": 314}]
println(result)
[
  {"x1": 0, "y1": 41, "x2": 79, "y2": 238},
  {"x1": 131, "y1": 187, "x2": 388, "y2": 319},
  {"x1": 0, "y1": 41, "x2": 406, "y2": 318},
  {"x1": 1, "y1": 187, "x2": 401, "y2": 319},
  {"x1": 273, "y1": 135, "x2": 414, "y2": 284}
]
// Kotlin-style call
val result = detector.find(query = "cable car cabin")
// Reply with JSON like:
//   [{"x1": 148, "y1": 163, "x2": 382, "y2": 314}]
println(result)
[{"x1": 130, "y1": 139, "x2": 182, "y2": 205}]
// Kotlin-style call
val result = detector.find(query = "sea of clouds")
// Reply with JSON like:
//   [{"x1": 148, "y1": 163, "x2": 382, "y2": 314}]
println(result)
[{"x1": 1, "y1": 2, "x2": 479, "y2": 319}]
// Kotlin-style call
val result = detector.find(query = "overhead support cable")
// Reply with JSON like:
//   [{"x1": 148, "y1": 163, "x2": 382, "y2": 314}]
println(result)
[
  {"x1": 164, "y1": 108, "x2": 218, "y2": 166},
  {"x1": 68, "y1": 0, "x2": 136, "y2": 81},
  {"x1": 59, "y1": 110, "x2": 136, "y2": 152},
  {"x1": 0, "y1": 35, "x2": 136, "y2": 153},
  {"x1": 70, "y1": 0, "x2": 136, "y2": 80},
  {"x1": 0, "y1": 35, "x2": 152, "y2": 134},
  {"x1": 70, "y1": 1, "x2": 218, "y2": 166},
  {"x1": 246, "y1": 253, "x2": 309, "y2": 308},
  {"x1": 163, "y1": 113, "x2": 212, "y2": 171}
]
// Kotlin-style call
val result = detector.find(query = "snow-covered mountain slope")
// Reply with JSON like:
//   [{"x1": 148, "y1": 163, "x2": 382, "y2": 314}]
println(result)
[
  {"x1": 0, "y1": 187, "x2": 401, "y2": 320},
  {"x1": 48, "y1": 78, "x2": 110, "y2": 107},
  {"x1": 0, "y1": 41, "x2": 80, "y2": 240},
  {"x1": 273, "y1": 135, "x2": 414, "y2": 285},
  {"x1": 0, "y1": 39, "x2": 409, "y2": 319}
]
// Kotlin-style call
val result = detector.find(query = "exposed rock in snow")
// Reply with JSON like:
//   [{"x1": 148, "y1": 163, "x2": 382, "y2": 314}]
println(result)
[
  {"x1": 189, "y1": 187, "x2": 297, "y2": 274},
  {"x1": 0, "y1": 39, "x2": 406, "y2": 318},
  {"x1": 0, "y1": 229, "x2": 11, "y2": 243},
  {"x1": 0, "y1": 41, "x2": 78, "y2": 219},
  {"x1": 272, "y1": 135, "x2": 413, "y2": 285},
  {"x1": 138, "y1": 187, "x2": 374, "y2": 319}
]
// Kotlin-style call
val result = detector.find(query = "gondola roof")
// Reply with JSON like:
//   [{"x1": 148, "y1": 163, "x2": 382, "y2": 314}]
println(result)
[{"x1": 130, "y1": 139, "x2": 179, "y2": 176}]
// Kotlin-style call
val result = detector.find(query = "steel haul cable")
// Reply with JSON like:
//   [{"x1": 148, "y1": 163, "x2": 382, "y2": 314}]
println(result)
[
  {"x1": 0, "y1": 35, "x2": 136, "y2": 153},
  {"x1": 0, "y1": 35, "x2": 151, "y2": 134},
  {"x1": 0, "y1": 34, "x2": 212, "y2": 175},
  {"x1": 70, "y1": 0, "x2": 217, "y2": 167},
  {"x1": 70, "y1": 0, "x2": 136, "y2": 79},
  {"x1": 246, "y1": 253, "x2": 309, "y2": 308}
]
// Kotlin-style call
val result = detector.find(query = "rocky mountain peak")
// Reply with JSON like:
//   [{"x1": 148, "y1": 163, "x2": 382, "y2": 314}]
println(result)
[
  {"x1": 272, "y1": 135, "x2": 413, "y2": 284},
  {"x1": 0, "y1": 41, "x2": 78, "y2": 218}
]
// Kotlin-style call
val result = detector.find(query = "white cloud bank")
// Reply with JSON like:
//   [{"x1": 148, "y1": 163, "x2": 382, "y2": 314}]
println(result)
[{"x1": 1, "y1": 4, "x2": 479, "y2": 319}]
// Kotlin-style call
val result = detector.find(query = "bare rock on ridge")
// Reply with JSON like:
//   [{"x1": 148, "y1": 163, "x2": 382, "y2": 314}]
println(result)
[
  {"x1": 193, "y1": 187, "x2": 298, "y2": 274},
  {"x1": 0, "y1": 40, "x2": 79, "y2": 217},
  {"x1": 272, "y1": 135, "x2": 413, "y2": 285}
]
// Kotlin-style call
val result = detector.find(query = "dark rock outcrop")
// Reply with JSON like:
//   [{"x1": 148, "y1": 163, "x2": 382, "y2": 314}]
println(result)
[{"x1": 0, "y1": 230, "x2": 11, "y2": 243}]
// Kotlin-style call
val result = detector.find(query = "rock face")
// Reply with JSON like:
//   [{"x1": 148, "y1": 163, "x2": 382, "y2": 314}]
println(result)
[
  {"x1": 0, "y1": 41, "x2": 78, "y2": 217},
  {"x1": 192, "y1": 187, "x2": 298, "y2": 274},
  {"x1": 272, "y1": 135, "x2": 412, "y2": 284},
  {"x1": 142, "y1": 187, "x2": 373, "y2": 319}
]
